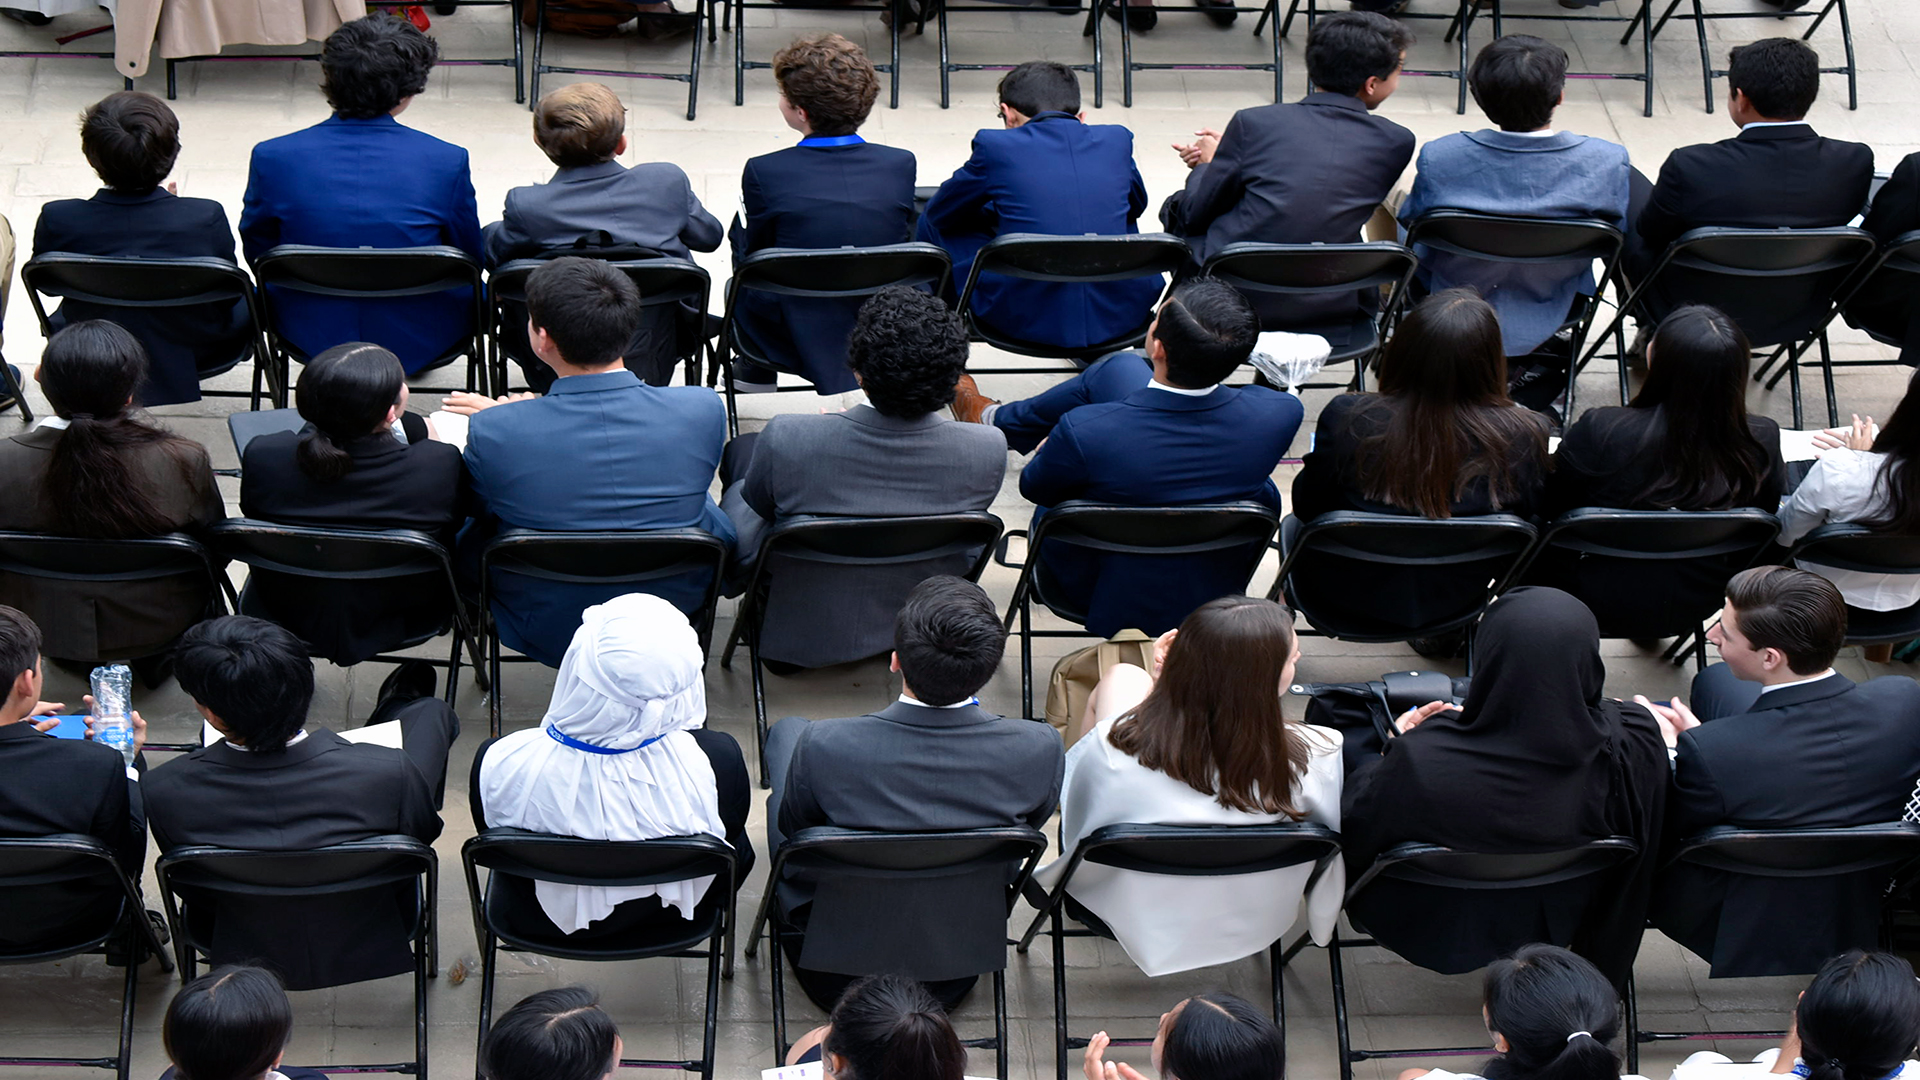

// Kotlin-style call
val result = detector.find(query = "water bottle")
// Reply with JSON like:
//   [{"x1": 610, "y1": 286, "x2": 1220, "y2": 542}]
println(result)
[{"x1": 90, "y1": 663, "x2": 136, "y2": 766}]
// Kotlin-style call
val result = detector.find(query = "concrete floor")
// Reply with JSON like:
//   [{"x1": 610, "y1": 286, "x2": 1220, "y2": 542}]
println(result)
[{"x1": 3, "y1": 0, "x2": 1920, "y2": 1076}]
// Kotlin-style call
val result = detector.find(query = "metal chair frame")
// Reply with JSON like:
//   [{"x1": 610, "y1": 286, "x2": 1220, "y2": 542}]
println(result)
[
  {"x1": 1200, "y1": 241, "x2": 1419, "y2": 393},
  {"x1": 487, "y1": 254, "x2": 713, "y2": 393},
  {"x1": 1641, "y1": 0, "x2": 1856, "y2": 113},
  {"x1": 956, "y1": 232, "x2": 1187, "y2": 377},
  {"x1": 528, "y1": 0, "x2": 704, "y2": 119},
  {"x1": 1811, "y1": 229, "x2": 1920, "y2": 388},
  {"x1": 1090, "y1": 0, "x2": 1284, "y2": 108},
  {"x1": 724, "y1": 0, "x2": 906, "y2": 107},
  {"x1": 925, "y1": 0, "x2": 1099, "y2": 109}
]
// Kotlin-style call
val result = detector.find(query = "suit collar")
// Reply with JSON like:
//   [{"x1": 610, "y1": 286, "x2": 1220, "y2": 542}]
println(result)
[
  {"x1": 189, "y1": 728, "x2": 350, "y2": 769},
  {"x1": 11, "y1": 426, "x2": 63, "y2": 450},
  {"x1": 551, "y1": 160, "x2": 627, "y2": 184},
  {"x1": 1026, "y1": 111, "x2": 1080, "y2": 124},
  {"x1": 1746, "y1": 672, "x2": 1855, "y2": 712},
  {"x1": 0, "y1": 721, "x2": 51, "y2": 743},
  {"x1": 324, "y1": 113, "x2": 402, "y2": 127},
  {"x1": 1465, "y1": 129, "x2": 1591, "y2": 152},
  {"x1": 840, "y1": 404, "x2": 943, "y2": 432},
  {"x1": 1122, "y1": 383, "x2": 1237, "y2": 411},
  {"x1": 547, "y1": 369, "x2": 642, "y2": 394},
  {"x1": 1301, "y1": 91, "x2": 1369, "y2": 113},
  {"x1": 872, "y1": 699, "x2": 1000, "y2": 728},
  {"x1": 1735, "y1": 121, "x2": 1816, "y2": 142},
  {"x1": 91, "y1": 187, "x2": 172, "y2": 205},
  {"x1": 344, "y1": 432, "x2": 408, "y2": 460}
]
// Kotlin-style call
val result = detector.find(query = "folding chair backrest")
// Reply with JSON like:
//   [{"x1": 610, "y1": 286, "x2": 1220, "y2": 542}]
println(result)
[
  {"x1": 1202, "y1": 241, "x2": 1419, "y2": 298},
  {"x1": 208, "y1": 519, "x2": 449, "y2": 581},
  {"x1": 1289, "y1": 511, "x2": 1537, "y2": 567},
  {"x1": 1279, "y1": 512, "x2": 1539, "y2": 640},
  {"x1": 1403, "y1": 211, "x2": 1624, "y2": 265},
  {"x1": 466, "y1": 830, "x2": 734, "y2": 889},
  {"x1": 1839, "y1": 230, "x2": 1920, "y2": 341},
  {"x1": 728, "y1": 243, "x2": 951, "y2": 300},
  {"x1": 0, "y1": 530, "x2": 218, "y2": 585},
  {"x1": 491, "y1": 255, "x2": 710, "y2": 311},
  {"x1": 1789, "y1": 523, "x2": 1920, "y2": 577},
  {"x1": 21, "y1": 254, "x2": 259, "y2": 323},
  {"x1": 1027, "y1": 502, "x2": 1280, "y2": 624},
  {"x1": 483, "y1": 529, "x2": 728, "y2": 589},
  {"x1": 1532, "y1": 508, "x2": 1781, "y2": 561},
  {"x1": 1667, "y1": 823, "x2": 1920, "y2": 878},
  {"x1": 1355, "y1": 837, "x2": 1639, "y2": 896},
  {"x1": 966, "y1": 233, "x2": 1190, "y2": 286},
  {"x1": 1646, "y1": 227, "x2": 1878, "y2": 347},
  {"x1": 0, "y1": 836, "x2": 134, "y2": 962},
  {"x1": 763, "y1": 513, "x2": 1004, "y2": 574},
  {"x1": 157, "y1": 839, "x2": 435, "y2": 898},
  {"x1": 1078, "y1": 822, "x2": 1341, "y2": 877},
  {"x1": 254, "y1": 245, "x2": 483, "y2": 301}
]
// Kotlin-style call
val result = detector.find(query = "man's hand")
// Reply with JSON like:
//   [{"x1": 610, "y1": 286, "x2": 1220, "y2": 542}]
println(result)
[
  {"x1": 1083, "y1": 1032, "x2": 1151, "y2": 1080},
  {"x1": 1632, "y1": 694, "x2": 1700, "y2": 748},
  {"x1": 27, "y1": 699, "x2": 66, "y2": 733},
  {"x1": 1172, "y1": 128, "x2": 1222, "y2": 169},
  {"x1": 440, "y1": 391, "x2": 536, "y2": 416},
  {"x1": 81, "y1": 694, "x2": 148, "y2": 757},
  {"x1": 1394, "y1": 700, "x2": 1455, "y2": 734}
]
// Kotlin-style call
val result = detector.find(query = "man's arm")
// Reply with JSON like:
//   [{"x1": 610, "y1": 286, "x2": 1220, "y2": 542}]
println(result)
[
  {"x1": 1864, "y1": 152, "x2": 1920, "y2": 245},
  {"x1": 482, "y1": 190, "x2": 534, "y2": 270},
  {"x1": 1668, "y1": 731, "x2": 1730, "y2": 839},
  {"x1": 679, "y1": 170, "x2": 726, "y2": 254},
  {"x1": 237, "y1": 147, "x2": 277, "y2": 266},
  {"x1": 1166, "y1": 113, "x2": 1248, "y2": 237},
  {"x1": 775, "y1": 725, "x2": 829, "y2": 841},
  {"x1": 990, "y1": 364, "x2": 1112, "y2": 455},
  {"x1": 1632, "y1": 153, "x2": 1693, "y2": 263},
  {"x1": 88, "y1": 752, "x2": 146, "y2": 881},
  {"x1": 917, "y1": 141, "x2": 997, "y2": 240},
  {"x1": 445, "y1": 151, "x2": 486, "y2": 261},
  {"x1": 1018, "y1": 417, "x2": 1094, "y2": 507}
]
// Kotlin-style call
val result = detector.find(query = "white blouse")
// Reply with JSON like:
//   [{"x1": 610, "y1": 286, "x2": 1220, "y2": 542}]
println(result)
[
  {"x1": 1671, "y1": 1048, "x2": 1920, "y2": 1080},
  {"x1": 1778, "y1": 448, "x2": 1920, "y2": 611}
]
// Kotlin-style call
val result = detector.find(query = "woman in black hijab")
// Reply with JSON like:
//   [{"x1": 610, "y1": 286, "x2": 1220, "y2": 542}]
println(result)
[{"x1": 1340, "y1": 587, "x2": 1667, "y2": 988}]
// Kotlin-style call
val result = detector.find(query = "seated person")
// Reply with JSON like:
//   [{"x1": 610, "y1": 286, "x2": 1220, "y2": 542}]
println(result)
[
  {"x1": 0, "y1": 212, "x2": 16, "y2": 416},
  {"x1": 916, "y1": 61, "x2": 1162, "y2": 353},
  {"x1": 32, "y1": 91, "x2": 251, "y2": 407},
  {"x1": 1398, "y1": 35, "x2": 1631, "y2": 358},
  {"x1": 482, "y1": 987, "x2": 623, "y2": 1080},
  {"x1": 1397, "y1": 945, "x2": 1626, "y2": 1080},
  {"x1": 1344, "y1": 588, "x2": 1667, "y2": 987},
  {"x1": 763, "y1": 576, "x2": 1063, "y2": 1011},
  {"x1": 1634, "y1": 567, "x2": 1920, "y2": 977},
  {"x1": 239, "y1": 342, "x2": 470, "y2": 666},
  {"x1": 471, "y1": 593, "x2": 753, "y2": 940},
  {"x1": 720, "y1": 287, "x2": 1006, "y2": 670},
  {"x1": 1019, "y1": 278, "x2": 1303, "y2": 637},
  {"x1": 142, "y1": 619, "x2": 461, "y2": 990},
  {"x1": 453, "y1": 257, "x2": 734, "y2": 667},
  {"x1": 783, "y1": 974, "x2": 966, "y2": 1075},
  {"x1": 0, "y1": 321, "x2": 223, "y2": 668},
  {"x1": 728, "y1": 35, "x2": 916, "y2": 397},
  {"x1": 1082, "y1": 993, "x2": 1286, "y2": 1080},
  {"x1": 485, "y1": 82, "x2": 724, "y2": 391},
  {"x1": 1035, "y1": 596, "x2": 1342, "y2": 978},
  {"x1": 1854, "y1": 150, "x2": 1920, "y2": 364},
  {"x1": 159, "y1": 966, "x2": 328, "y2": 1080},
  {"x1": 1159, "y1": 12, "x2": 1415, "y2": 336},
  {"x1": 1290, "y1": 290, "x2": 1549, "y2": 637},
  {"x1": 1780, "y1": 369, "x2": 1920, "y2": 612},
  {"x1": 239, "y1": 16, "x2": 483, "y2": 375},
  {"x1": 1672, "y1": 951, "x2": 1920, "y2": 1080}
]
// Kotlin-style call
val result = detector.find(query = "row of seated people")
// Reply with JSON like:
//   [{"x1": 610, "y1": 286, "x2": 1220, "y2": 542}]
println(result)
[{"x1": 11, "y1": 9, "x2": 1919, "y2": 416}]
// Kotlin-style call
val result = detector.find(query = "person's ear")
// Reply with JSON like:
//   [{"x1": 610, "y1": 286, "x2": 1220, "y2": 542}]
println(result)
[
  {"x1": 1075, "y1": 110, "x2": 1087, "y2": 122},
  {"x1": 7, "y1": 667, "x2": 33, "y2": 707},
  {"x1": 824, "y1": 1052, "x2": 849, "y2": 1079},
  {"x1": 1760, "y1": 646, "x2": 1788, "y2": 673},
  {"x1": 889, "y1": 651, "x2": 901, "y2": 675},
  {"x1": 614, "y1": 133, "x2": 629, "y2": 157}
]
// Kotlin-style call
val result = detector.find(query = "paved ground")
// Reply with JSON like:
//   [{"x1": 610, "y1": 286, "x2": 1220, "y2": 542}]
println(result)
[{"x1": 2, "y1": 0, "x2": 1919, "y2": 1077}]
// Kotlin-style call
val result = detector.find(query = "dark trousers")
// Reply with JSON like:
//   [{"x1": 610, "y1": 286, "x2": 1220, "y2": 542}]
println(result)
[{"x1": 1689, "y1": 662, "x2": 1766, "y2": 721}]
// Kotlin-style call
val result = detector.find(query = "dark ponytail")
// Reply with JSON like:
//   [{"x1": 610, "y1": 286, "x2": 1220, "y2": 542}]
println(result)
[
  {"x1": 294, "y1": 342, "x2": 406, "y2": 484},
  {"x1": 1481, "y1": 945, "x2": 1622, "y2": 1080},
  {"x1": 1797, "y1": 951, "x2": 1920, "y2": 1080},
  {"x1": 821, "y1": 975, "x2": 965, "y2": 1080}
]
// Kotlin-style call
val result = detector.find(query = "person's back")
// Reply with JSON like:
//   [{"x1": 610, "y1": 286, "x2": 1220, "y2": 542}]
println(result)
[{"x1": 1851, "y1": 150, "x2": 1920, "y2": 365}]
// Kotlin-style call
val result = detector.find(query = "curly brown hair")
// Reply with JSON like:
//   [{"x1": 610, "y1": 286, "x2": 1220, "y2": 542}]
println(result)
[{"x1": 772, "y1": 33, "x2": 879, "y2": 137}]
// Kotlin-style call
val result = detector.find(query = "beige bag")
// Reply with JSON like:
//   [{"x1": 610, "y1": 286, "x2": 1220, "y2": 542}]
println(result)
[{"x1": 1044, "y1": 629, "x2": 1155, "y2": 746}]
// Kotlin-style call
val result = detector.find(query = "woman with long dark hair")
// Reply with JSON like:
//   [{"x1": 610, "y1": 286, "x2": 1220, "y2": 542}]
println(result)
[
  {"x1": 1671, "y1": 951, "x2": 1920, "y2": 1080},
  {"x1": 1396, "y1": 945, "x2": 1627, "y2": 1080},
  {"x1": 782, "y1": 974, "x2": 967, "y2": 1080},
  {"x1": 0, "y1": 320, "x2": 222, "y2": 665},
  {"x1": 1035, "y1": 595, "x2": 1343, "y2": 978}
]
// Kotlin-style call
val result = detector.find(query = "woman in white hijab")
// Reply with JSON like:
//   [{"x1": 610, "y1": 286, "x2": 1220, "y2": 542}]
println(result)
[{"x1": 472, "y1": 592, "x2": 753, "y2": 939}]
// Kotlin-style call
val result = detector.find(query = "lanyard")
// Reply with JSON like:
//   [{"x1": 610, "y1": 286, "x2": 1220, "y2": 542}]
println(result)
[{"x1": 546, "y1": 725, "x2": 667, "y2": 755}]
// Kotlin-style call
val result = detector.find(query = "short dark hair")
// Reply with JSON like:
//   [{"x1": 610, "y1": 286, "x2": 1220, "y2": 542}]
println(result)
[
  {"x1": 1305, "y1": 11, "x2": 1413, "y2": 97},
  {"x1": 822, "y1": 975, "x2": 965, "y2": 1080},
  {"x1": 1797, "y1": 951, "x2": 1920, "y2": 1080},
  {"x1": 1161, "y1": 995, "x2": 1288, "y2": 1080},
  {"x1": 79, "y1": 91, "x2": 180, "y2": 192},
  {"x1": 1153, "y1": 277, "x2": 1258, "y2": 388},
  {"x1": 1469, "y1": 35, "x2": 1567, "y2": 131},
  {"x1": 174, "y1": 617, "x2": 315, "y2": 754},
  {"x1": 1724, "y1": 565, "x2": 1848, "y2": 675},
  {"x1": 893, "y1": 576, "x2": 1005, "y2": 707},
  {"x1": 320, "y1": 14, "x2": 439, "y2": 119},
  {"x1": 1727, "y1": 36, "x2": 1820, "y2": 120},
  {"x1": 483, "y1": 987, "x2": 620, "y2": 1080},
  {"x1": 846, "y1": 287, "x2": 971, "y2": 418},
  {"x1": 0, "y1": 605, "x2": 41, "y2": 695},
  {"x1": 773, "y1": 34, "x2": 879, "y2": 137},
  {"x1": 526, "y1": 257, "x2": 643, "y2": 369},
  {"x1": 998, "y1": 60, "x2": 1079, "y2": 115},
  {"x1": 163, "y1": 966, "x2": 295, "y2": 1080}
]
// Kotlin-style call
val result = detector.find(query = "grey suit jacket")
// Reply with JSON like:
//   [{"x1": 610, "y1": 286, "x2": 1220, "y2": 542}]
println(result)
[
  {"x1": 483, "y1": 159, "x2": 725, "y2": 267},
  {"x1": 722, "y1": 406, "x2": 1008, "y2": 668}
]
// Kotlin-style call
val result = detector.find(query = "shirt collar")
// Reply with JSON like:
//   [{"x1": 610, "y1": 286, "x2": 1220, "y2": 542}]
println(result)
[
  {"x1": 1742, "y1": 119, "x2": 1812, "y2": 130},
  {"x1": 897, "y1": 693, "x2": 978, "y2": 710},
  {"x1": 798, "y1": 133, "x2": 865, "y2": 148},
  {"x1": 226, "y1": 730, "x2": 310, "y2": 752},
  {"x1": 34, "y1": 416, "x2": 70, "y2": 431},
  {"x1": 1147, "y1": 378, "x2": 1218, "y2": 397},
  {"x1": 1505, "y1": 127, "x2": 1558, "y2": 137},
  {"x1": 1756, "y1": 669, "x2": 1840, "y2": 696}
]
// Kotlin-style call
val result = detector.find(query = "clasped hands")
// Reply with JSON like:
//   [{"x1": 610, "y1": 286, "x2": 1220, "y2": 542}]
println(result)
[{"x1": 1171, "y1": 129, "x2": 1222, "y2": 169}]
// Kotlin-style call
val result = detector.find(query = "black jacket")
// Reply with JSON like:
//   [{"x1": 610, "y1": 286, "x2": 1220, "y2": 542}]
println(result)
[
  {"x1": 0, "y1": 722, "x2": 144, "y2": 949},
  {"x1": 1853, "y1": 150, "x2": 1920, "y2": 363}
]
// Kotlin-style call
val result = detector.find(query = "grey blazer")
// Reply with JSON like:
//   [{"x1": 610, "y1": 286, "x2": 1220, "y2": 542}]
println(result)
[
  {"x1": 483, "y1": 159, "x2": 725, "y2": 267},
  {"x1": 723, "y1": 406, "x2": 1007, "y2": 668}
]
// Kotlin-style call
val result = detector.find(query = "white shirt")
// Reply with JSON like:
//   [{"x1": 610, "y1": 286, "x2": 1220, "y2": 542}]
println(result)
[
  {"x1": 896, "y1": 694, "x2": 976, "y2": 709},
  {"x1": 224, "y1": 730, "x2": 309, "y2": 752},
  {"x1": 33, "y1": 416, "x2": 70, "y2": 431},
  {"x1": 1741, "y1": 120, "x2": 1812, "y2": 130},
  {"x1": 1147, "y1": 379, "x2": 1218, "y2": 397},
  {"x1": 1672, "y1": 1048, "x2": 1920, "y2": 1080},
  {"x1": 1778, "y1": 448, "x2": 1920, "y2": 611}
]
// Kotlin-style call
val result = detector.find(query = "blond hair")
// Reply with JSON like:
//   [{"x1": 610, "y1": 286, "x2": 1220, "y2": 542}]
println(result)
[{"x1": 532, "y1": 82, "x2": 624, "y2": 168}]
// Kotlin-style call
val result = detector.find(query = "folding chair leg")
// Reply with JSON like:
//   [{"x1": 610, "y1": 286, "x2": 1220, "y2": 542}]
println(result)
[
  {"x1": 116, "y1": 951, "x2": 138, "y2": 1080},
  {"x1": 1818, "y1": 332, "x2": 1839, "y2": 428},
  {"x1": 1268, "y1": 0, "x2": 1282, "y2": 103},
  {"x1": 488, "y1": 622, "x2": 504, "y2": 740},
  {"x1": 474, "y1": 931, "x2": 498, "y2": 1080},
  {"x1": 415, "y1": 928, "x2": 431, "y2": 1080},
  {"x1": 770, "y1": 921, "x2": 790, "y2": 1064},
  {"x1": 750, "y1": 632, "x2": 770, "y2": 789},
  {"x1": 700, "y1": 921, "x2": 724, "y2": 1080},
  {"x1": 1119, "y1": 1, "x2": 1134, "y2": 109},
  {"x1": 1692, "y1": 0, "x2": 1712, "y2": 113},
  {"x1": 1052, "y1": 904, "x2": 1070, "y2": 1080},
  {"x1": 1269, "y1": 936, "x2": 1287, "y2": 1077},
  {"x1": 0, "y1": 357, "x2": 32, "y2": 424},
  {"x1": 444, "y1": 632, "x2": 463, "y2": 707},
  {"x1": 1624, "y1": 972, "x2": 1641, "y2": 1076},
  {"x1": 994, "y1": 969, "x2": 1010, "y2": 1080},
  {"x1": 511, "y1": 0, "x2": 526, "y2": 102},
  {"x1": 685, "y1": 3, "x2": 703, "y2": 123},
  {"x1": 1837, "y1": 0, "x2": 1857, "y2": 110},
  {"x1": 937, "y1": 0, "x2": 951, "y2": 108},
  {"x1": 744, "y1": 875, "x2": 777, "y2": 960},
  {"x1": 732, "y1": 0, "x2": 746, "y2": 106},
  {"x1": 1330, "y1": 929, "x2": 1354, "y2": 1080},
  {"x1": 1639, "y1": 0, "x2": 1654, "y2": 118},
  {"x1": 1019, "y1": 591, "x2": 1035, "y2": 720}
]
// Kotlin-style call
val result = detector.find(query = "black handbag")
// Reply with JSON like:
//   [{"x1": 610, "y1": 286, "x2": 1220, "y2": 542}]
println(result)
[{"x1": 1292, "y1": 670, "x2": 1468, "y2": 773}]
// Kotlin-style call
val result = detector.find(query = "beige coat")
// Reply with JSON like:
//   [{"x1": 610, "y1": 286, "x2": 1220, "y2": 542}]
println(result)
[{"x1": 113, "y1": 0, "x2": 366, "y2": 78}]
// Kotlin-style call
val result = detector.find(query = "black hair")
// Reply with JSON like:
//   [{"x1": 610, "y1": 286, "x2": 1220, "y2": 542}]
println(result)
[
  {"x1": 1628, "y1": 305, "x2": 1772, "y2": 511},
  {"x1": 163, "y1": 966, "x2": 295, "y2": 1080},
  {"x1": 1798, "y1": 951, "x2": 1920, "y2": 1080},
  {"x1": 1154, "y1": 277, "x2": 1258, "y2": 389},
  {"x1": 79, "y1": 91, "x2": 181, "y2": 193},
  {"x1": 0, "y1": 605, "x2": 41, "y2": 698},
  {"x1": 320, "y1": 13, "x2": 439, "y2": 119},
  {"x1": 174, "y1": 617, "x2": 315, "y2": 754},
  {"x1": 482, "y1": 986, "x2": 621, "y2": 1080},
  {"x1": 846, "y1": 287, "x2": 972, "y2": 418},
  {"x1": 1863, "y1": 366, "x2": 1920, "y2": 535},
  {"x1": 1469, "y1": 35, "x2": 1567, "y2": 131},
  {"x1": 1480, "y1": 945, "x2": 1622, "y2": 1080},
  {"x1": 997, "y1": 60, "x2": 1080, "y2": 115},
  {"x1": 1727, "y1": 37, "x2": 1820, "y2": 120},
  {"x1": 526, "y1": 257, "x2": 644, "y2": 370},
  {"x1": 1723, "y1": 565, "x2": 1848, "y2": 675},
  {"x1": 1160, "y1": 994, "x2": 1287, "y2": 1080},
  {"x1": 1305, "y1": 11, "x2": 1413, "y2": 98},
  {"x1": 295, "y1": 342, "x2": 405, "y2": 483},
  {"x1": 893, "y1": 576, "x2": 1005, "y2": 707},
  {"x1": 822, "y1": 975, "x2": 966, "y2": 1080}
]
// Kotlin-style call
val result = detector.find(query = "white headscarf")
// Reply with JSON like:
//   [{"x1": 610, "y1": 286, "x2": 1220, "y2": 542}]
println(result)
[{"x1": 477, "y1": 593, "x2": 727, "y2": 933}]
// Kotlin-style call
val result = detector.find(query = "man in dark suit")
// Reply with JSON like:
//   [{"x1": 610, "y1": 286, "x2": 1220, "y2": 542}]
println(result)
[
  {"x1": 1635, "y1": 567, "x2": 1920, "y2": 978},
  {"x1": 728, "y1": 34, "x2": 917, "y2": 397},
  {"x1": 239, "y1": 16, "x2": 483, "y2": 376},
  {"x1": 1015, "y1": 278, "x2": 1304, "y2": 637},
  {"x1": 916, "y1": 62, "x2": 1162, "y2": 353},
  {"x1": 1853, "y1": 150, "x2": 1920, "y2": 364},
  {"x1": 763, "y1": 576, "x2": 1063, "y2": 1010},
  {"x1": 450, "y1": 258, "x2": 734, "y2": 668},
  {"x1": 720, "y1": 287, "x2": 1006, "y2": 670},
  {"x1": 143, "y1": 617, "x2": 460, "y2": 991}
]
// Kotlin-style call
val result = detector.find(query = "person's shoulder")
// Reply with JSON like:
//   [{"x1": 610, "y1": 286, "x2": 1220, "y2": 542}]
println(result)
[
  {"x1": 397, "y1": 121, "x2": 470, "y2": 159},
  {"x1": 648, "y1": 384, "x2": 727, "y2": 418},
  {"x1": 8, "y1": 731, "x2": 127, "y2": 778},
  {"x1": 33, "y1": 197, "x2": 90, "y2": 227},
  {"x1": 941, "y1": 414, "x2": 1010, "y2": 455},
  {"x1": 1851, "y1": 674, "x2": 1920, "y2": 705}
]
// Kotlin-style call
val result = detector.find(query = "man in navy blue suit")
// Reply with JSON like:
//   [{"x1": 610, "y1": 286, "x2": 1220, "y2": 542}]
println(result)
[
  {"x1": 916, "y1": 61, "x2": 1163, "y2": 354},
  {"x1": 454, "y1": 258, "x2": 734, "y2": 667},
  {"x1": 239, "y1": 16, "x2": 483, "y2": 377}
]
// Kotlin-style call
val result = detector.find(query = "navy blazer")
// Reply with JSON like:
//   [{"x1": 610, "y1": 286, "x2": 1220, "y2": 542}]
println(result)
[
  {"x1": 462, "y1": 369, "x2": 734, "y2": 666},
  {"x1": 1019, "y1": 379, "x2": 1303, "y2": 635},
  {"x1": 33, "y1": 188, "x2": 252, "y2": 407},
  {"x1": 727, "y1": 137, "x2": 918, "y2": 394},
  {"x1": 240, "y1": 115, "x2": 484, "y2": 374},
  {"x1": 916, "y1": 114, "x2": 1162, "y2": 350}
]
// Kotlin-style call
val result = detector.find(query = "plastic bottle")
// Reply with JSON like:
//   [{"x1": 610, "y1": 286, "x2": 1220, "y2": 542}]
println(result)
[{"x1": 89, "y1": 663, "x2": 136, "y2": 766}]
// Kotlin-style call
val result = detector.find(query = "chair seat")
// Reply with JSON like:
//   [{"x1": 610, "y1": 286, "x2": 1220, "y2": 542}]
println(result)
[{"x1": 483, "y1": 873, "x2": 725, "y2": 960}]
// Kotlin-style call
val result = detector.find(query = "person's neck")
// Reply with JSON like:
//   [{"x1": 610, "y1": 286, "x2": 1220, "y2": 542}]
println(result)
[
  {"x1": 0, "y1": 702, "x2": 33, "y2": 726},
  {"x1": 552, "y1": 362, "x2": 625, "y2": 379},
  {"x1": 1758, "y1": 667, "x2": 1835, "y2": 689}
]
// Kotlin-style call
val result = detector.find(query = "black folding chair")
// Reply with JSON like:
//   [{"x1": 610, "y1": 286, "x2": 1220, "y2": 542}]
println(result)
[
  {"x1": 957, "y1": 232, "x2": 1185, "y2": 376},
  {"x1": 479, "y1": 529, "x2": 729, "y2": 736},
  {"x1": 206, "y1": 520, "x2": 487, "y2": 703},
  {"x1": 0, "y1": 836, "x2": 174, "y2": 1080},
  {"x1": 488, "y1": 254, "x2": 713, "y2": 392},
  {"x1": 1279, "y1": 0, "x2": 1474, "y2": 112},
  {"x1": 0, "y1": 531, "x2": 233, "y2": 655},
  {"x1": 1786, "y1": 524, "x2": 1920, "y2": 646},
  {"x1": 718, "y1": 243, "x2": 950, "y2": 436},
  {"x1": 1017, "y1": 823, "x2": 1343, "y2": 1080},
  {"x1": 528, "y1": 0, "x2": 704, "y2": 119},
  {"x1": 1201, "y1": 241, "x2": 1419, "y2": 393},
  {"x1": 1330, "y1": 838, "x2": 1642, "y2": 1080},
  {"x1": 0, "y1": 226, "x2": 32, "y2": 424},
  {"x1": 1089, "y1": 0, "x2": 1284, "y2": 107},
  {"x1": 154, "y1": 838, "x2": 437, "y2": 1078},
  {"x1": 745, "y1": 826, "x2": 1048, "y2": 1077},
  {"x1": 725, "y1": 0, "x2": 905, "y2": 107},
  {"x1": 1828, "y1": 230, "x2": 1920, "y2": 380},
  {"x1": 463, "y1": 830, "x2": 736, "y2": 1080},
  {"x1": 997, "y1": 501, "x2": 1280, "y2": 718},
  {"x1": 253, "y1": 244, "x2": 489, "y2": 398},
  {"x1": 1642, "y1": 0, "x2": 1856, "y2": 113},
  {"x1": 719, "y1": 512, "x2": 1004, "y2": 787},
  {"x1": 21, "y1": 254, "x2": 279, "y2": 409}
]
